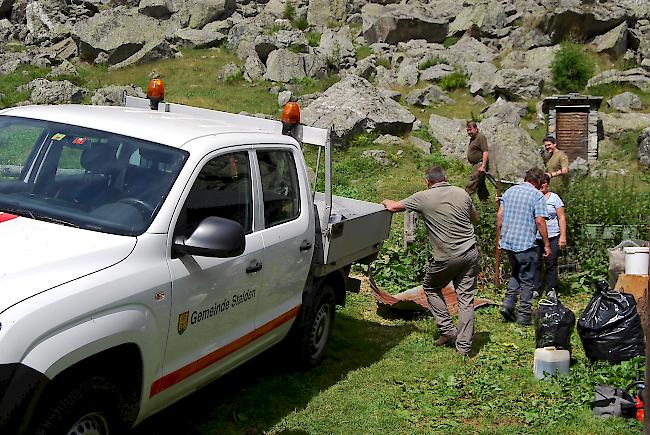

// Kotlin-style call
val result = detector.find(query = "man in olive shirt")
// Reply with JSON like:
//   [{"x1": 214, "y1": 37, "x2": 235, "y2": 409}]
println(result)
[
  {"x1": 465, "y1": 121, "x2": 489, "y2": 202},
  {"x1": 543, "y1": 136, "x2": 569, "y2": 193},
  {"x1": 382, "y1": 166, "x2": 480, "y2": 356}
]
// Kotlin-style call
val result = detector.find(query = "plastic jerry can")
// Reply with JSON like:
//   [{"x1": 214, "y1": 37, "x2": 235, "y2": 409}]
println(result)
[{"x1": 533, "y1": 347, "x2": 570, "y2": 380}]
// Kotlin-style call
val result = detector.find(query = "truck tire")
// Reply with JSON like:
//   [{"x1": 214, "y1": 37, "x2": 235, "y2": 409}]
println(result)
[
  {"x1": 31, "y1": 375, "x2": 126, "y2": 435},
  {"x1": 293, "y1": 284, "x2": 335, "y2": 368}
]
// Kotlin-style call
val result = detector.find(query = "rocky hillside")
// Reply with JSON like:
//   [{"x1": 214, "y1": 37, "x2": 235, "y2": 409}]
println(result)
[{"x1": 1, "y1": 0, "x2": 650, "y2": 177}]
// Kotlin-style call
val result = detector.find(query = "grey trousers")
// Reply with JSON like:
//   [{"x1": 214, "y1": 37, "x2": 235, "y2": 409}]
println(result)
[{"x1": 423, "y1": 246, "x2": 480, "y2": 354}]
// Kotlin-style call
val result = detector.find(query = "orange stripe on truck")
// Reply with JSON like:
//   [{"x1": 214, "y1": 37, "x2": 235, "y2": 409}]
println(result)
[{"x1": 149, "y1": 305, "x2": 301, "y2": 397}]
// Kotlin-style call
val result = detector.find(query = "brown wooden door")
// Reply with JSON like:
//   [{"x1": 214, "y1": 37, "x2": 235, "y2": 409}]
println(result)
[{"x1": 556, "y1": 111, "x2": 588, "y2": 162}]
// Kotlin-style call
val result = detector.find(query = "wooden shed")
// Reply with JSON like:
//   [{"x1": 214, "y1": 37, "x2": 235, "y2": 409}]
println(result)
[{"x1": 542, "y1": 94, "x2": 603, "y2": 163}]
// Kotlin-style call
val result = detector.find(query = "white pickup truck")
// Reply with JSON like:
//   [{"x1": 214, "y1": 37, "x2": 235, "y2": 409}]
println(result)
[{"x1": 0, "y1": 97, "x2": 391, "y2": 434}]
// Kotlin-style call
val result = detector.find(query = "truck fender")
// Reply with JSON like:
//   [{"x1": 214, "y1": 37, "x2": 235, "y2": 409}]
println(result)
[{"x1": 21, "y1": 306, "x2": 158, "y2": 382}]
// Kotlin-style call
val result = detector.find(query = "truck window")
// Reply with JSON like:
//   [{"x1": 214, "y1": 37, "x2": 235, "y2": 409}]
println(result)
[
  {"x1": 176, "y1": 151, "x2": 253, "y2": 238},
  {"x1": 0, "y1": 122, "x2": 45, "y2": 181},
  {"x1": 257, "y1": 149, "x2": 300, "y2": 228}
]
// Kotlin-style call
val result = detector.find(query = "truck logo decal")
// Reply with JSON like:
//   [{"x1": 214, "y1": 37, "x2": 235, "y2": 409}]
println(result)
[
  {"x1": 150, "y1": 305, "x2": 301, "y2": 397},
  {"x1": 177, "y1": 311, "x2": 189, "y2": 335},
  {"x1": 0, "y1": 213, "x2": 17, "y2": 223}
]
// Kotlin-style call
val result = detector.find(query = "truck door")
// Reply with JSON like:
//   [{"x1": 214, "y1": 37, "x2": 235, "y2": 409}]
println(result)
[
  {"x1": 155, "y1": 149, "x2": 263, "y2": 399},
  {"x1": 253, "y1": 146, "x2": 313, "y2": 338}
]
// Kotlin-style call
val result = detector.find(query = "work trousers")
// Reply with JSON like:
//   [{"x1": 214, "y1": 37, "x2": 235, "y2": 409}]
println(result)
[
  {"x1": 465, "y1": 163, "x2": 489, "y2": 202},
  {"x1": 535, "y1": 236, "x2": 560, "y2": 292},
  {"x1": 423, "y1": 246, "x2": 480, "y2": 354},
  {"x1": 504, "y1": 247, "x2": 537, "y2": 323}
]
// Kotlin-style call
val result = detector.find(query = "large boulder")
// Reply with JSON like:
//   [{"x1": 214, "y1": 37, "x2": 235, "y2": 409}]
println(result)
[
  {"x1": 307, "y1": 0, "x2": 347, "y2": 27},
  {"x1": 493, "y1": 68, "x2": 543, "y2": 100},
  {"x1": 18, "y1": 78, "x2": 86, "y2": 104},
  {"x1": 361, "y1": 3, "x2": 448, "y2": 44},
  {"x1": 263, "y1": 49, "x2": 327, "y2": 83},
  {"x1": 138, "y1": 0, "x2": 178, "y2": 19},
  {"x1": 600, "y1": 113, "x2": 650, "y2": 138},
  {"x1": 301, "y1": 75, "x2": 415, "y2": 146},
  {"x1": 481, "y1": 98, "x2": 524, "y2": 126},
  {"x1": 317, "y1": 26, "x2": 355, "y2": 64},
  {"x1": 181, "y1": 0, "x2": 236, "y2": 29},
  {"x1": 590, "y1": 21, "x2": 628, "y2": 57},
  {"x1": 0, "y1": 18, "x2": 14, "y2": 42},
  {"x1": 541, "y1": 3, "x2": 629, "y2": 44},
  {"x1": 607, "y1": 92, "x2": 643, "y2": 113},
  {"x1": 174, "y1": 27, "x2": 225, "y2": 48},
  {"x1": 445, "y1": 36, "x2": 498, "y2": 68},
  {"x1": 587, "y1": 68, "x2": 650, "y2": 93},
  {"x1": 466, "y1": 61, "x2": 497, "y2": 96},
  {"x1": 90, "y1": 84, "x2": 145, "y2": 106},
  {"x1": 428, "y1": 112, "x2": 542, "y2": 180},
  {"x1": 639, "y1": 128, "x2": 650, "y2": 168},
  {"x1": 72, "y1": 8, "x2": 177, "y2": 68},
  {"x1": 405, "y1": 85, "x2": 453, "y2": 106}
]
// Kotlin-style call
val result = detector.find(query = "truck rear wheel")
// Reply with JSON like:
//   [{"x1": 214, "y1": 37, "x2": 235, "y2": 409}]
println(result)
[
  {"x1": 292, "y1": 284, "x2": 335, "y2": 368},
  {"x1": 31, "y1": 375, "x2": 125, "y2": 435}
]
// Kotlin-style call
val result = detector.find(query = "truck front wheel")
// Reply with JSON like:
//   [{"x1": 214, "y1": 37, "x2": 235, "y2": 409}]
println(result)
[
  {"x1": 31, "y1": 375, "x2": 126, "y2": 435},
  {"x1": 294, "y1": 284, "x2": 335, "y2": 368}
]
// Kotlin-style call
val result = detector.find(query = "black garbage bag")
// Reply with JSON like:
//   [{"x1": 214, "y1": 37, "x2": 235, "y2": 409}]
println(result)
[
  {"x1": 534, "y1": 298, "x2": 575, "y2": 350},
  {"x1": 577, "y1": 281, "x2": 645, "y2": 364}
]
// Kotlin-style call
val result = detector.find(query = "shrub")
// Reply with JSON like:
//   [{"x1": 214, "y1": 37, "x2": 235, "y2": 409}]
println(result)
[
  {"x1": 283, "y1": 1, "x2": 295, "y2": 21},
  {"x1": 376, "y1": 56, "x2": 391, "y2": 69},
  {"x1": 443, "y1": 36, "x2": 459, "y2": 48},
  {"x1": 355, "y1": 45, "x2": 372, "y2": 60},
  {"x1": 305, "y1": 31, "x2": 321, "y2": 47},
  {"x1": 550, "y1": 42, "x2": 595, "y2": 93},
  {"x1": 439, "y1": 71, "x2": 467, "y2": 91},
  {"x1": 293, "y1": 17, "x2": 308, "y2": 31},
  {"x1": 348, "y1": 132, "x2": 378, "y2": 148}
]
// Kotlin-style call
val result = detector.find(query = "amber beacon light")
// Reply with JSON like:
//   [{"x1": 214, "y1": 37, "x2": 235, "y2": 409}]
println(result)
[
  {"x1": 281, "y1": 102, "x2": 300, "y2": 135},
  {"x1": 146, "y1": 77, "x2": 165, "y2": 110}
]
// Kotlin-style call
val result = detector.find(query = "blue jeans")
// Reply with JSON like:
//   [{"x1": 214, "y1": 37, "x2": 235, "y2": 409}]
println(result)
[{"x1": 504, "y1": 247, "x2": 537, "y2": 323}]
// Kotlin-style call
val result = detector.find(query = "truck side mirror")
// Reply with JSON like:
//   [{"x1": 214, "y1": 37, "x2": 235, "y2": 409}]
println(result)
[{"x1": 173, "y1": 216, "x2": 245, "y2": 258}]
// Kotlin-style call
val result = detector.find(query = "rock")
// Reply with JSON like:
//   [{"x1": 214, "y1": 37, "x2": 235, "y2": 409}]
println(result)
[
  {"x1": 481, "y1": 97, "x2": 523, "y2": 126},
  {"x1": 374, "y1": 134, "x2": 403, "y2": 146},
  {"x1": 24, "y1": 0, "x2": 59, "y2": 45},
  {"x1": 569, "y1": 156, "x2": 589, "y2": 178},
  {"x1": 541, "y1": 3, "x2": 630, "y2": 44},
  {"x1": 362, "y1": 150, "x2": 391, "y2": 166},
  {"x1": 587, "y1": 68, "x2": 650, "y2": 93},
  {"x1": 275, "y1": 30, "x2": 309, "y2": 52},
  {"x1": 263, "y1": 49, "x2": 326, "y2": 83},
  {"x1": 0, "y1": 18, "x2": 14, "y2": 42},
  {"x1": 0, "y1": 0, "x2": 12, "y2": 16},
  {"x1": 445, "y1": 36, "x2": 498, "y2": 68},
  {"x1": 639, "y1": 128, "x2": 650, "y2": 168},
  {"x1": 44, "y1": 37, "x2": 78, "y2": 62},
  {"x1": 506, "y1": 26, "x2": 551, "y2": 51},
  {"x1": 412, "y1": 119, "x2": 422, "y2": 131},
  {"x1": 46, "y1": 60, "x2": 78, "y2": 79},
  {"x1": 138, "y1": 0, "x2": 177, "y2": 19},
  {"x1": 0, "y1": 53, "x2": 26, "y2": 75},
  {"x1": 493, "y1": 68, "x2": 543, "y2": 100},
  {"x1": 90, "y1": 84, "x2": 145, "y2": 106},
  {"x1": 427, "y1": 114, "x2": 467, "y2": 158},
  {"x1": 174, "y1": 28, "x2": 226, "y2": 48},
  {"x1": 590, "y1": 21, "x2": 628, "y2": 57},
  {"x1": 353, "y1": 55, "x2": 377, "y2": 80},
  {"x1": 396, "y1": 59, "x2": 419, "y2": 87},
  {"x1": 72, "y1": 8, "x2": 177, "y2": 68},
  {"x1": 301, "y1": 75, "x2": 415, "y2": 146},
  {"x1": 420, "y1": 63, "x2": 454, "y2": 81},
  {"x1": 318, "y1": 26, "x2": 355, "y2": 64},
  {"x1": 243, "y1": 54, "x2": 266, "y2": 82},
  {"x1": 278, "y1": 90, "x2": 292, "y2": 106},
  {"x1": 607, "y1": 92, "x2": 643, "y2": 113},
  {"x1": 466, "y1": 61, "x2": 497, "y2": 96},
  {"x1": 219, "y1": 62, "x2": 241, "y2": 82},
  {"x1": 600, "y1": 112, "x2": 650, "y2": 138},
  {"x1": 307, "y1": 0, "x2": 347, "y2": 27},
  {"x1": 361, "y1": 3, "x2": 448, "y2": 44},
  {"x1": 18, "y1": 78, "x2": 86, "y2": 105},
  {"x1": 405, "y1": 85, "x2": 453, "y2": 106},
  {"x1": 379, "y1": 88, "x2": 401, "y2": 102},
  {"x1": 473, "y1": 95, "x2": 486, "y2": 105},
  {"x1": 183, "y1": 0, "x2": 236, "y2": 29},
  {"x1": 409, "y1": 135, "x2": 431, "y2": 154}
]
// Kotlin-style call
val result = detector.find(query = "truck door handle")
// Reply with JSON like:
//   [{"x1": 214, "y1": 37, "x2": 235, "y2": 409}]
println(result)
[
  {"x1": 246, "y1": 261, "x2": 263, "y2": 273},
  {"x1": 299, "y1": 240, "x2": 312, "y2": 251}
]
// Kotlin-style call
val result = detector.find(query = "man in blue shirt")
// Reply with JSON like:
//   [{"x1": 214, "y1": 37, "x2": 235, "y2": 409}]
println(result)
[{"x1": 497, "y1": 167, "x2": 550, "y2": 325}]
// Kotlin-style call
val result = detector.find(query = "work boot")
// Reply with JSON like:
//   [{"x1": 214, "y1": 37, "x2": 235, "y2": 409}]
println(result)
[
  {"x1": 499, "y1": 306, "x2": 516, "y2": 322},
  {"x1": 434, "y1": 333, "x2": 457, "y2": 347}
]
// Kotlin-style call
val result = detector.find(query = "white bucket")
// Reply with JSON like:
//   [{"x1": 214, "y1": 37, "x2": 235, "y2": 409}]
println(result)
[
  {"x1": 533, "y1": 347, "x2": 570, "y2": 380},
  {"x1": 623, "y1": 247, "x2": 649, "y2": 275}
]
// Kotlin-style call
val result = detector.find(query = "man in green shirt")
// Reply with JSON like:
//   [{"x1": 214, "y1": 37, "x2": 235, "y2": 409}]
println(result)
[
  {"x1": 543, "y1": 136, "x2": 569, "y2": 193},
  {"x1": 382, "y1": 166, "x2": 480, "y2": 356},
  {"x1": 465, "y1": 121, "x2": 489, "y2": 202}
]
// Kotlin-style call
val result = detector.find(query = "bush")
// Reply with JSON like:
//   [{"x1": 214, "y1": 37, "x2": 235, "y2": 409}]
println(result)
[
  {"x1": 283, "y1": 1, "x2": 295, "y2": 21},
  {"x1": 305, "y1": 32, "x2": 321, "y2": 47},
  {"x1": 376, "y1": 56, "x2": 391, "y2": 69},
  {"x1": 439, "y1": 71, "x2": 467, "y2": 91},
  {"x1": 355, "y1": 46, "x2": 372, "y2": 60},
  {"x1": 293, "y1": 17, "x2": 308, "y2": 31},
  {"x1": 418, "y1": 57, "x2": 443, "y2": 70},
  {"x1": 550, "y1": 42, "x2": 595, "y2": 93},
  {"x1": 443, "y1": 37, "x2": 459, "y2": 48}
]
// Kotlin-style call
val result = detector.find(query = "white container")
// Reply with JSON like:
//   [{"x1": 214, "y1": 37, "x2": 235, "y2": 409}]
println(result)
[
  {"x1": 533, "y1": 347, "x2": 570, "y2": 380},
  {"x1": 623, "y1": 247, "x2": 649, "y2": 275}
]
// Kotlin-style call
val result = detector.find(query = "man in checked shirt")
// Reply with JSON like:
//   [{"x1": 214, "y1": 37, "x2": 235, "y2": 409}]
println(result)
[{"x1": 497, "y1": 167, "x2": 550, "y2": 326}]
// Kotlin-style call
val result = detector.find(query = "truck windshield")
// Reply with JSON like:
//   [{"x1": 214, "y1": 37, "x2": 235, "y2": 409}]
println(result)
[{"x1": 0, "y1": 116, "x2": 188, "y2": 236}]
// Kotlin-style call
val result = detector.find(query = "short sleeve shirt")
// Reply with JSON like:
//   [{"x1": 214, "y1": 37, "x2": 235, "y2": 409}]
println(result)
[
  {"x1": 467, "y1": 132, "x2": 488, "y2": 165},
  {"x1": 401, "y1": 182, "x2": 476, "y2": 261},
  {"x1": 499, "y1": 182, "x2": 548, "y2": 252},
  {"x1": 536, "y1": 192, "x2": 564, "y2": 239},
  {"x1": 546, "y1": 149, "x2": 569, "y2": 184}
]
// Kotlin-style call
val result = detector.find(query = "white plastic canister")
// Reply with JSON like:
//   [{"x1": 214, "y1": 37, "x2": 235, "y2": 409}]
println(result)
[
  {"x1": 533, "y1": 347, "x2": 570, "y2": 380},
  {"x1": 623, "y1": 247, "x2": 649, "y2": 275}
]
